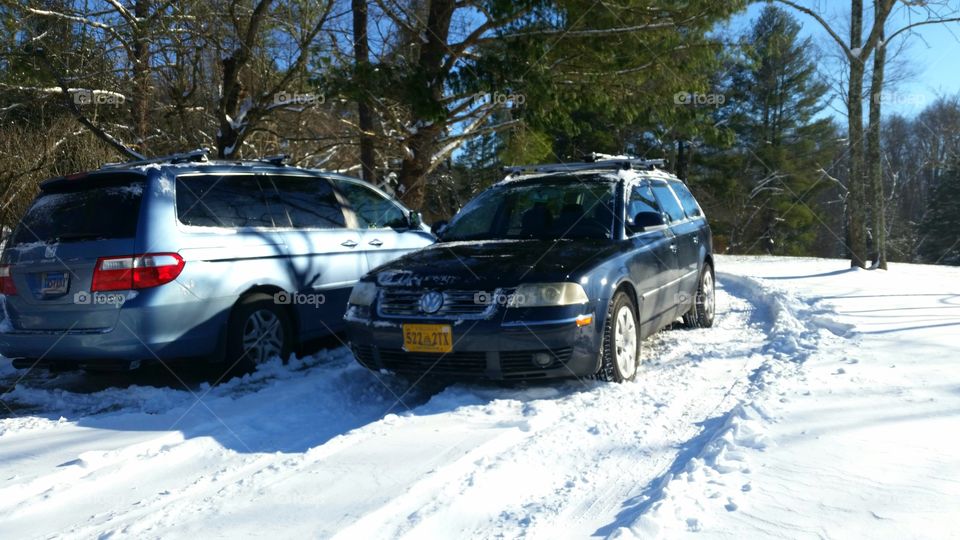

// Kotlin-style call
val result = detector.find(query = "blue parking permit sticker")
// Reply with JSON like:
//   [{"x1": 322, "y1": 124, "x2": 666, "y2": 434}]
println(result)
[{"x1": 41, "y1": 271, "x2": 69, "y2": 295}]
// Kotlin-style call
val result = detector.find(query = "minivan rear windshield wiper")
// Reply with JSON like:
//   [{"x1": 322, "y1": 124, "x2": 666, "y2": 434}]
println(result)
[{"x1": 50, "y1": 233, "x2": 108, "y2": 242}]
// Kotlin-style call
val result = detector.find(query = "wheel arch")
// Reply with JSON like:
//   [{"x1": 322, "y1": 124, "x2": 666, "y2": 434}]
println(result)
[
  {"x1": 219, "y1": 284, "x2": 301, "y2": 354},
  {"x1": 703, "y1": 253, "x2": 714, "y2": 273}
]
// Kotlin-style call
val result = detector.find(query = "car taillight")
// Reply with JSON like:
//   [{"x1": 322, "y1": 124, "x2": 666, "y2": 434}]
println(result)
[
  {"x1": 91, "y1": 253, "x2": 185, "y2": 292},
  {"x1": 0, "y1": 265, "x2": 16, "y2": 295}
]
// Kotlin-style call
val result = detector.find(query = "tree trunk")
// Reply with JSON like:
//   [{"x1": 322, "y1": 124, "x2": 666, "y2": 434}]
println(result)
[
  {"x1": 352, "y1": 0, "x2": 375, "y2": 183},
  {"x1": 398, "y1": 124, "x2": 442, "y2": 208},
  {"x1": 216, "y1": 0, "x2": 273, "y2": 159},
  {"x1": 131, "y1": 0, "x2": 151, "y2": 154},
  {"x1": 867, "y1": 29, "x2": 888, "y2": 269},
  {"x1": 675, "y1": 138, "x2": 688, "y2": 181},
  {"x1": 846, "y1": 0, "x2": 868, "y2": 268},
  {"x1": 395, "y1": 0, "x2": 455, "y2": 210}
]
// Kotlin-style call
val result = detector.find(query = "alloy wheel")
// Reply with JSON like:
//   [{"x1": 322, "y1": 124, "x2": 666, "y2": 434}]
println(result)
[
  {"x1": 614, "y1": 305, "x2": 638, "y2": 379},
  {"x1": 242, "y1": 309, "x2": 285, "y2": 365}
]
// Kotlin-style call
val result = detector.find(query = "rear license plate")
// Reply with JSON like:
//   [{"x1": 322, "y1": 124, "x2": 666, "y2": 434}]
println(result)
[
  {"x1": 41, "y1": 271, "x2": 69, "y2": 295},
  {"x1": 403, "y1": 323, "x2": 453, "y2": 353}
]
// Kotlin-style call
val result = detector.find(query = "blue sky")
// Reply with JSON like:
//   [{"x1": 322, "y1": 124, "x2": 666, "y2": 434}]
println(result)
[{"x1": 727, "y1": 2, "x2": 960, "y2": 118}]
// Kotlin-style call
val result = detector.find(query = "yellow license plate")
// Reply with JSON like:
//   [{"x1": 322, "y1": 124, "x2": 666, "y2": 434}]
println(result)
[{"x1": 403, "y1": 323, "x2": 453, "y2": 353}]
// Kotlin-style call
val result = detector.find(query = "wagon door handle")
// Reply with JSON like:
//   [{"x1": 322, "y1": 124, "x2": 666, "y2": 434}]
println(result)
[
  {"x1": 341, "y1": 239, "x2": 358, "y2": 248},
  {"x1": 669, "y1": 243, "x2": 678, "y2": 253},
  {"x1": 368, "y1": 239, "x2": 383, "y2": 247},
  {"x1": 692, "y1": 236, "x2": 699, "y2": 244}
]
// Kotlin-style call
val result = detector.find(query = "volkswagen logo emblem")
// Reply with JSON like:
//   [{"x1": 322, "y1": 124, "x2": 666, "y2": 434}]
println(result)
[{"x1": 419, "y1": 291, "x2": 444, "y2": 314}]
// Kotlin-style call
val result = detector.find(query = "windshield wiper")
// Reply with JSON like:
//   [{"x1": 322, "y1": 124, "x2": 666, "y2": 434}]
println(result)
[{"x1": 49, "y1": 233, "x2": 107, "y2": 242}]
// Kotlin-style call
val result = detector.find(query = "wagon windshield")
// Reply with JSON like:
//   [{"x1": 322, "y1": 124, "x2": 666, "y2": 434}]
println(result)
[{"x1": 441, "y1": 177, "x2": 616, "y2": 242}]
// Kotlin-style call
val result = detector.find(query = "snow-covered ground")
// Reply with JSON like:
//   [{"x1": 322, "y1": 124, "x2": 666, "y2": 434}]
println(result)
[{"x1": 1, "y1": 255, "x2": 958, "y2": 539}]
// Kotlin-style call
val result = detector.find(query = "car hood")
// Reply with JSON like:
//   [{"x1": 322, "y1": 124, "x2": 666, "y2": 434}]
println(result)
[{"x1": 370, "y1": 239, "x2": 616, "y2": 288}]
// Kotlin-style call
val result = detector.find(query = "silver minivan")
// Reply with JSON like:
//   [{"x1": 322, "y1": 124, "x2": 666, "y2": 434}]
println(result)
[{"x1": 0, "y1": 151, "x2": 434, "y2": 371}]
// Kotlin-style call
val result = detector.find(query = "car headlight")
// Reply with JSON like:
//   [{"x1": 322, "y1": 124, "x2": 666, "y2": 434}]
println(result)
[
  {"x1": 508, "y1": 282, "x2": 588, "y2": 307},
  {"x1": 348, "y1": 281, "x2": 378, "y2": 306}
]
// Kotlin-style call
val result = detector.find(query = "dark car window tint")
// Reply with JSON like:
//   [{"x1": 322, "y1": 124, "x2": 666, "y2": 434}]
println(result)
[
  {"x1": 265, "y1": 176, "x2": 346, "y2": 229},
  {"x1": 670, "y1": 181, "x2": 703, "y2": 218},
  {"x1": 628, "y1": 184, "x2": 660, "y2": 218},
  {"x1": 335, "y1": 180, "x2": 407, "y2": 229},
  {"x1": 442, "y1": 191, "x2": 499, "y2": 238},
  {"x1": 442, "y1": 178, "x2": 615, "y2": 241},
  {"x1": 176, "y1": 175, "x2": 273, "y2": 228},
  {"x1": 652, "y1": 183, "x2": 686, "y2": 223},
  {"x1": 11, "y1": 177, "x2": 144, "y2": 245}
]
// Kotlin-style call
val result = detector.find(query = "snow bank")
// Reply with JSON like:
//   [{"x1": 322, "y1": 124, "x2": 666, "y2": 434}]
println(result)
[{"x1": 611, "y1": 404, "x2": 772, "y2": 539}]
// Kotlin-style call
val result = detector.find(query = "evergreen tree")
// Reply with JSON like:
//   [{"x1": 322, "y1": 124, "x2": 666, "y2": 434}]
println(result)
[
  {"x1": 701, "y1": 5, "x2": 839, "y2": 255},
  {"x1": 512, "y1": 0, "x2": 743, "y2": 163},
  {"x1": 918, "y1": 163, "x2": 960, "y2": 265}
]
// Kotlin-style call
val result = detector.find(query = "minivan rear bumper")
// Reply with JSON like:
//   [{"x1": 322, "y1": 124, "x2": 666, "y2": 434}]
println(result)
[{"x1": 0, "y1": 293, "x2": 234, "y2": 367}]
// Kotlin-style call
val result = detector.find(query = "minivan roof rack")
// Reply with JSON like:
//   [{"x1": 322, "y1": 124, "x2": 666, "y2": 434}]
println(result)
[
  {"x1": 101, "y1": 148, "x2": 211, "y2": 169},
  {"x1": 503, "y1": 154, "x2": 667, "y2": 175}
]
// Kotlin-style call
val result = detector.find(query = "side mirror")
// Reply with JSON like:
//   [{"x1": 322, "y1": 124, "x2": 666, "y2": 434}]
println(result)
[
  {"x1": 430, "y1": 220, "x2": 448, "y2": 237},
  {"x1": 631, "y1": 211, "x2": 665, "y2": 231},
  {"x1": 408, "y1": 211, "x2": 423, "y2": 229}
]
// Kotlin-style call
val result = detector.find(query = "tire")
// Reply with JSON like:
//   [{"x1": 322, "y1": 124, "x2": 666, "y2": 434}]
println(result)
[
  {"x1": 596, "y1": 291, "x2": 640, "y2": 383},
  {"x1": 224, "y1": 293, "x2": 293, "y2": 372},
  {"x1": 682, "y1": 264, "x2": 716, "y2": 329}
]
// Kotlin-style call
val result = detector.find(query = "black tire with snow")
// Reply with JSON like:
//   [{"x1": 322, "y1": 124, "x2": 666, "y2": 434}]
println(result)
[
  {"x1": 596, "y1": 291, "x2": 640, "y2": 383},
  {"x1": 682, "y1": 264, "x2": 716, "y2": 329}
]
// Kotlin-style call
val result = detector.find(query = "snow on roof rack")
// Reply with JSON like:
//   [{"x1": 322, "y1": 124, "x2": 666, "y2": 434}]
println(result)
[
  {"x1": 503, "y1": 153, "x2": 667, "y2": 175},
  {"x1": 101, "y1": 148, "x2": 211, "y2": 168}
]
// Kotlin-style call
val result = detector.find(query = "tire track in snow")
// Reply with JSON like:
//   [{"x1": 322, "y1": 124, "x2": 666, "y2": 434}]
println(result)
[
  {"x1": 327, "y1": 281, "x2": 771, "y2": 539},
  {"x1": 604, "y1": 272, "x2": 852, "y2": 539}
]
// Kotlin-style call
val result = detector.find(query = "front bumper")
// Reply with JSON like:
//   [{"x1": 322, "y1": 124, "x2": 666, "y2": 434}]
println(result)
[{"x1": 345, "y1": 307, "x2": 604, "y2": 381}]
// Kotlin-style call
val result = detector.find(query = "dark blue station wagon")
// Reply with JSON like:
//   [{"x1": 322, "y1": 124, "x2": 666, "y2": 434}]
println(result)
[{"x1": 344, "y1": 157, "x2": 715, "y2": 382}]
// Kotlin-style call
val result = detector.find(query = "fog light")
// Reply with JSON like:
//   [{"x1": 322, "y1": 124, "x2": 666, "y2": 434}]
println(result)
[{"x1": 532, "y1": 352, "x2": 553, "y2": 367}]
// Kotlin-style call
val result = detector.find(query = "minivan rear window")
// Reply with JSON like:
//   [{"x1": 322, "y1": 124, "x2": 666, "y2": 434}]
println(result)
[{"x1": 10, "y1": 176, "x2": 144, "y2": 245}]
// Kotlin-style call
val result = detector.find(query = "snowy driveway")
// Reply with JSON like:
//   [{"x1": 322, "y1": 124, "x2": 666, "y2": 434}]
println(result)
[{"x1": 1, "y1": 256, "x2": 958, "y2": 539}]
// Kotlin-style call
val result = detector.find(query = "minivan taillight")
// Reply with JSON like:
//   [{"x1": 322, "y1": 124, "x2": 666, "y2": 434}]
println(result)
[
  {"x1": 91, "y1": 253, "x2": 185, "y2": 292},
  {"x1": 0, "y1": 265, "x2": 16, "y2": 295}
]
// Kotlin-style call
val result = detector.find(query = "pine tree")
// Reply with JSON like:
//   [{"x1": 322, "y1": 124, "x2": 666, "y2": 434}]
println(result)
[{"x1": 706, "y1": 5, "x2": 839, "y2": 255}]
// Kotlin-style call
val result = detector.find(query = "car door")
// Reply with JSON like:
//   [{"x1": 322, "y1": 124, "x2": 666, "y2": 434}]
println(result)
[
  {"x1": 262, "y1": 175, "x2": 367, "y2": 336},
  {"x1": 332, "y1": 179, "x2": 434, "y2": 272},
  {"x1": 624, "y1": 182, "x2": 680, "y2": 329},
  {"x1": 651, "y1": 181, "x2": 697, "y2": 314}
]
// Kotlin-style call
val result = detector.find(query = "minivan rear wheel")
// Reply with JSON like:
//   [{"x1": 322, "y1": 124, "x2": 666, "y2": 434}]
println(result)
[
  {"x1": 225, "y1": 294, "x2": 293, "y2": 372},
  {"x1": 596, "y1": 291, "x2": 640, "y2": 383}
]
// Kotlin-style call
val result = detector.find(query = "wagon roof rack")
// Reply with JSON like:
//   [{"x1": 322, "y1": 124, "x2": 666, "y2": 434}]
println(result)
[
  {"x1": 251, "y1": 153, "x2": 290, "y2": 166},
  {"x1": 101, "y1": 148, "x2": 211, "y2": 169},
  {"x1": 503, "y1": 153, "x2": 667, "y2": 175}
]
